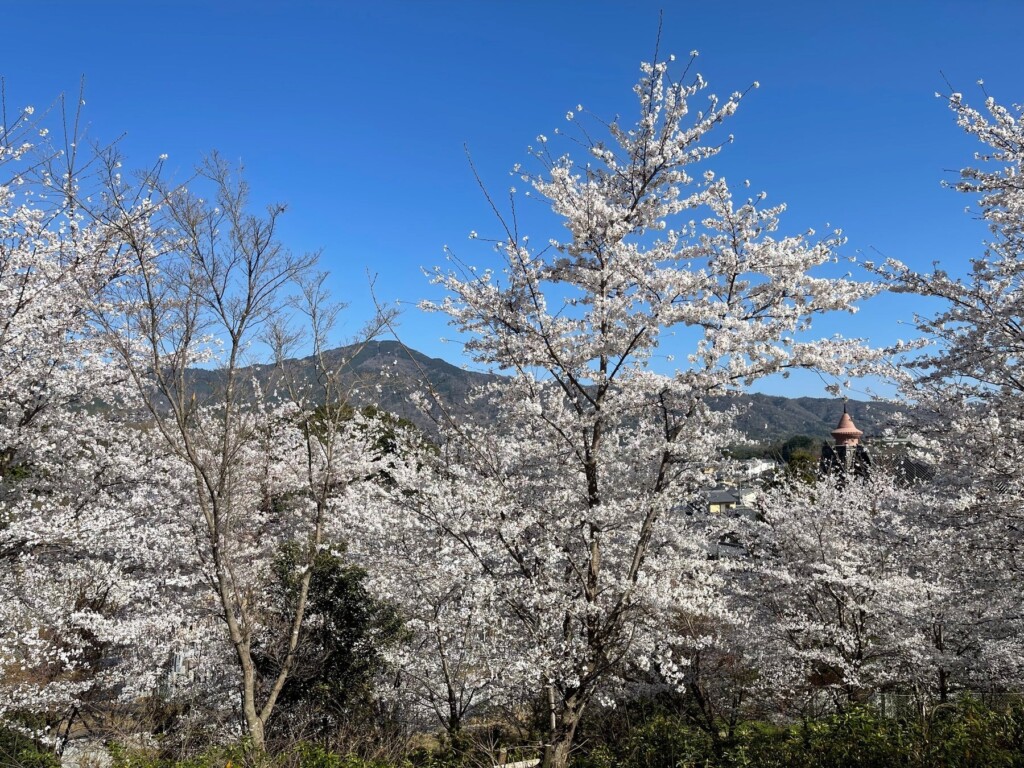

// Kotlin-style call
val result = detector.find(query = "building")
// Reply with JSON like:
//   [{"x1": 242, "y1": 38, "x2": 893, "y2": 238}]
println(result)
[{"x1": 819, "y1": 402, "x2": 871, "y2": 479}]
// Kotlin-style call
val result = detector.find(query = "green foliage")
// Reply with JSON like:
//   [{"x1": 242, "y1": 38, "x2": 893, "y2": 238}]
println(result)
[
  {"x1": 778, "y1": 434, "x2": 819, "y2": 461},
  {"x1": 919, "y1": 697, "x2": 1024, "y2": 768},
  {"x1": 786, "y1": 708, "x2": 915, "y2": 768},
  {"x1": 287, "y1": 742, "x2": 406, "y2": 768},
  {"x1": 257, "y1": 543, "x2": 404, "y2": 741},
  {"x1": 729, "y1": 434, "x2": 823, "y2": 484},
  {"x1": 109, "y1": 740, "x2": 245, "y2": 768},
  {"x1": 781, "y1": 449, "x2": 820, "y2": 485},
  {"x1": 0, "y1": 724, "x2": 59, "y2": 768},
  {"x1": 575, "y1": 713, "x2": 716, "y2": 768},
  {"x1": 98, "y1": 701, "x2": 1024, "y2": 768},
  {"x1": 572, "y1": 698, "x2": 1024, "y2": 768},
  {"x1": 110, "y1": 740, "x2": 402, "y2": 768}
]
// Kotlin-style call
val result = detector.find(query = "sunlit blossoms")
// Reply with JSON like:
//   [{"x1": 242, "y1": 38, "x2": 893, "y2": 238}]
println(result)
[
  {"x1": 356, "y1": 54, "x2": 882, "y2": 768},
  {"x1": 1, "y1": 47, "x2": 1023, "y2": 768}
]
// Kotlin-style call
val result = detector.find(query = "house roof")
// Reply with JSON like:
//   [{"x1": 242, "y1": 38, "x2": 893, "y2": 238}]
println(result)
[{"x1": 708, "y1": 489, "x2": 739, "y2": 504}]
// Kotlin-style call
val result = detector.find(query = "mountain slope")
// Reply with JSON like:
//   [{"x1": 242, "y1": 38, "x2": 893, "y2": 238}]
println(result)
[
  {"x1": 716, "y1": 394, "x2": 905, "y2": 444},
  {"x1": 190, "y1": 341, "x2": 902, "y2": 443}
]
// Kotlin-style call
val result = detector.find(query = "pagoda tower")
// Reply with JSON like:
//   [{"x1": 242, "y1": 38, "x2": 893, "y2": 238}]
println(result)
[{"x1": 819, "y1": 401, "x2": 871, "y2": 479}]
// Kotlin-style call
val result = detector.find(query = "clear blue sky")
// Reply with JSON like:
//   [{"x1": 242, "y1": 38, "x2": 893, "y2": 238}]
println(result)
[{"x1": 4, "y1": 1, "x2": 1021, "y2": 397}]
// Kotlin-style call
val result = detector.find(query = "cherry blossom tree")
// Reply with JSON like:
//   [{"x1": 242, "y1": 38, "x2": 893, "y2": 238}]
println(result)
[
  {"x1": 0, "y1": 107, "x2": 196, "y2": 744},
  {"x1": 354, "y1": 481, "x2": 513, "y2": 741},
  {"x1": 738, "y1": 473, "x2": 945, "y2": 713},
  {"x1": 876, "y1": 90, "x2": 1024, "y2": 695},
  {"x1": 880, "y1": 91, "x2": 1023, "y2": 495},
  {"x1": 0, "y1": 91, "x2": 401, "y2": 757},
  {"x1": 92, "y1": 155, "x2": 392, "y2": 754},
  {"x1": 368, "y1": 53, "x2": 879, "y2": 768}
]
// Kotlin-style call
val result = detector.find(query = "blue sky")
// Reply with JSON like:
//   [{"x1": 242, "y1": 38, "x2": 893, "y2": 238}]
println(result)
[{"x1": 4, "y1": 1, "x2": 1022, "y2": 397}]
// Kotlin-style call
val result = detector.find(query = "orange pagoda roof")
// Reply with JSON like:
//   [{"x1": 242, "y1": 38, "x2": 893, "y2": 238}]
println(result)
[{"x1": 831, "y1": 404, "x2": 863, "y2": 445}]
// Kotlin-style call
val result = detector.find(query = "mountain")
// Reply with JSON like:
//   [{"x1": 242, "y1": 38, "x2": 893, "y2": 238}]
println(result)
[
  {"x1": 714, "y1": 394, "x2": 906, "y2": 444},
  {"x1": 314, "y1": 340, "x2": 499, "y2": 425},
  {"x1": 190, "y1": 341, "x2": 904, "y2": 443},
  {"x1": 186, "y1": 340, "x2": 497, "y2": 429}
]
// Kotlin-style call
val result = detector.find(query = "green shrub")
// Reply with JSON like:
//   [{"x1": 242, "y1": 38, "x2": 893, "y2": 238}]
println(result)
[
  {"x1": 0, "y1": 724, "x2": 59, "y2": 768},
  {"x1": 570, "y1": 697, "x2": 1024, "y2": 768},
  {"x1": 92, "y1": 698, "x2": 1024, "y2": 768},
  {"x1": 109, "y1": 740, "x2": 247, "y2": 768},
  {"x1": 110, "y1": 740, "x2": 411, "y2": 768},
  {"x1": 919, "y1": 697, "x2": 1024, "y2": 768},
  {"x1": 288, "y1": 742, "x2": 407, "y2": 768}
]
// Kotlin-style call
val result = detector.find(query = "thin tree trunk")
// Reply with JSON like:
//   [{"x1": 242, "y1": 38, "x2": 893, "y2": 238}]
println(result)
[{"x1": 542, "y1": 689, "x2": 582, "y2": 768}]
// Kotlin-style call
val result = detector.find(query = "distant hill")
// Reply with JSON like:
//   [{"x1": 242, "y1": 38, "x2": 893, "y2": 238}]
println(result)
[
  {"x1": 187, "y1": 340, "x2": 497, "y2": 429},
  {"x1": 314, "y1": 340, "x2": 499, "y2": 426},
  {"x1": 189, "y1": 341, "x2": 904, "y2": 443},
  {"x1": 714, "y1": 394, "x2": 906, "y2": 445}
]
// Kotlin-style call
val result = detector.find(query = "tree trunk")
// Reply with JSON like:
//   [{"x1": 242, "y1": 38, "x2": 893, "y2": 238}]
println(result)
[
  {"x1": 544, "y1": 737, "x2": 575, "y2": 768},
  {"x1": 543, "y1": 721, "x2": 580, "y2": 768},
  {"x1": 240, "y1": 654, "x2": 267, "y2": 753},
  {"x1": 542, "y1": 693, "x2": 583, "y2": 768}
]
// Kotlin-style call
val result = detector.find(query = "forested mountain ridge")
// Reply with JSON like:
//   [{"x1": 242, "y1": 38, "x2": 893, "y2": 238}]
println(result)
[
  {"x1": 714, "y1": 394, "x2": 905, "y2": 443},
  {"x1": 189, "y1": 339, "x2": 903, "y2": 443},
  {"x1": 186, "y1": 339, "x2": 499, "y2": 427}
]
